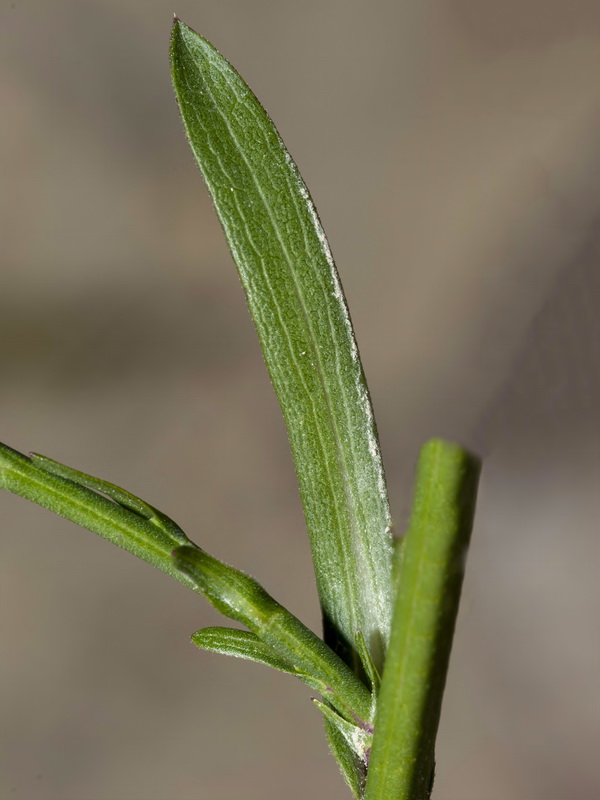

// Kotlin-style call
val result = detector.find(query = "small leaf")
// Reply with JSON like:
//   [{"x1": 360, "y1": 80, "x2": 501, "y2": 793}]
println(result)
[
  {"x1": 170, "y1": 18, "x2": 393, "y2": 674},
  {"x1": 323, "y1": 716, "x2": 365, "y2": 800},
  {"x1": 30, "y1": 452, "x2": 188, "y2": 544},
  {"x1": 356, "y1": 630, "x2": 381, "y2": 697},
  {"x1": 192, "y1": 626, "x2": 298, "y2": 674},
  {"x1": 314, "y1": 698, "x2": 372, "y2": 756},
  {"x1": 392, "y1": 534, "x2": 407, "y2": 591},
  {"x1": 191, "y1": 626, "x2": 326, "y2": 693},
  {"x1": 315, "y1": 698, "x2": 372, "y2": 797},
  {"x1": 0, "y1": 442, "x2": 192, "y2": 585}
]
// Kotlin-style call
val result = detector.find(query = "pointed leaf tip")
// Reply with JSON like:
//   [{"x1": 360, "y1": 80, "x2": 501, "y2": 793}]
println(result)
[{"x1": 191, "y1": 626, "x2": 315, "y2": 683}]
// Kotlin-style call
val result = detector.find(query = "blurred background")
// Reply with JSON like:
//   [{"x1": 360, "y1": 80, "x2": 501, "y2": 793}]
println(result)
[{"x1": 1, "y1": 2, "x2": 599, "y2": 798}]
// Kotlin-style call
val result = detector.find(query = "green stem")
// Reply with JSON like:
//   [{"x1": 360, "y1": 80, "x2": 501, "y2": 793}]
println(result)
[
  {"x1": 364, "y1": 439, "x2": 481, "y2": 800},
  {"x1": 172, "y1": 544, "x2": 373, "y2": 725},
  {"x1": 1, "y1": 441, "x2": 372, "y2": 733},
  {"x1": 0, "y1": 442, "x2": 191, "y2": 585}
]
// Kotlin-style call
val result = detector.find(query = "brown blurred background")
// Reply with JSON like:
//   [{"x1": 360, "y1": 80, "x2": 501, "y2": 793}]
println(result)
[{"x1": 1, "y1": 2, "x2": 599, "y2": 798}]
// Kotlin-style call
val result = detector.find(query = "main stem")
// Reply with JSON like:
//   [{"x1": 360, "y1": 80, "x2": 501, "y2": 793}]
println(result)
[{"x1": 364, "y1": 439, "x2": 481, "y2": 800}]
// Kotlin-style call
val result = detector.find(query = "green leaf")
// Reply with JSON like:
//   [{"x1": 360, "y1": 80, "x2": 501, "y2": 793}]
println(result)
[
  {"x1": 192, "y1": 626, "x2": 301, "y2": 675},
  {"x1": 355, "y1": 630, "x2": 381, "y2": 696},
  {"x1": 0, "y1": 442, "x2": 191, "y2": 586},
  {"x1": 172, "y1": 544, "x2": 372, "y2": 726},
  {"x1": 323, "y1": 716, "x2": 366, "y2": 800},
  {"x1": 191, "y1": 626, "x2": 326, "y2": 694},
  {"x1": 170, "y1": 18, "x2": 393, "y2": 674},
  {"x1": 313, "y1": 698, "x2": 372, "y2": 764},
  {"x1": 364, "y1": 440, "x2": 481, "y2": 800},
  {"x1": 29, "y1": 452, "x2": 187, "y2": 543}
]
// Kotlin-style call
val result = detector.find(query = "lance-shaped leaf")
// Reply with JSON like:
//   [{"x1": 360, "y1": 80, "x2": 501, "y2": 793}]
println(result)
[
  {"x1": 314, "y1": 698, "x2": 372, "y2": 768},
  {"x1": 192, "y1": 627, "x2": 301, "y2": 675},
  {"x1": 191, "y1": 626, "x2": 326, "y2": 692},
  {"x1": 29, "y1": 452, "x2": 187, "y2": 542},
  {"x1": 0, "y1": 443, "x2": 191, "y2": 586},
  {"x1": 323, "y1": 715, "x2": 366, "y2": 800},
  {"x1": 170, "y1": 19, "x2": 393, "y2": 674},
  {"x1": 172, "y1": 544, "x2": 372, "y2": 726}
]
